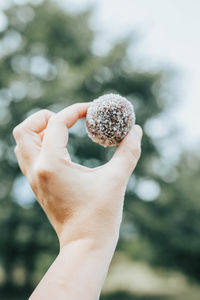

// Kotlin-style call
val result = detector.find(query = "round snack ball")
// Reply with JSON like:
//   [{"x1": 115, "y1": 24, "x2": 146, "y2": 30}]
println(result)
[{"x1": 85, "y1": 93, "x2": 135, "y2": 147}]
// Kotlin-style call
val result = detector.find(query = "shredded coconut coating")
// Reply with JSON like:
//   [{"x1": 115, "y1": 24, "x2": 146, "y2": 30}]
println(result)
[{"x1": 85, "y1": 93, "x2": 135, "y2": 147}]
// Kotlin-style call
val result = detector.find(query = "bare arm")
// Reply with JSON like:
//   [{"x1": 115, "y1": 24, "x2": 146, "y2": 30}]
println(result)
[{"x1": 13, "y1": 103, "x2": 142, "y2": 300}]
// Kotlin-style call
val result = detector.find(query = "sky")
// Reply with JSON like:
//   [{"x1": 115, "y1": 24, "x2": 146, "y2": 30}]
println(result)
[{"x1": 61, "y1": 0, "x2": 200, "y2": 150}]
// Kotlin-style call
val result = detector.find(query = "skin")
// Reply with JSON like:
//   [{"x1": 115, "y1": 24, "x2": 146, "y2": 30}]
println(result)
[{"x1": 13, "y1": 102, "x2": 143, "y2": 300}]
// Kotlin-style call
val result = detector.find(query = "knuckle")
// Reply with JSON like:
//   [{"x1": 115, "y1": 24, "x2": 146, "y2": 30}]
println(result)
[
  {"x1": 12, "y1": 125, "x2": 23, "y2": 139},
  {"x1": 21, "y1": 148, "x2": 31, "y2": 162},
  {"x1": 40, "y1": 109, "x2": 50, "y2": 115},
  {"x1": 47, "y1": 114, "x2": 57, "y2": 125},
  {"x1": 14, "y1": 146, "x2": 18, "y2": 155}
]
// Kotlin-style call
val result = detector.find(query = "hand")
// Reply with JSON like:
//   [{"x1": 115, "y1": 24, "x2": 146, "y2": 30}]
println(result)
[
  {"x1": 13, "y1": 103, "x2": 142, "y2": 248},
  {"x1": 13, "y1": 102, "x2": 142, "y2": 299}
]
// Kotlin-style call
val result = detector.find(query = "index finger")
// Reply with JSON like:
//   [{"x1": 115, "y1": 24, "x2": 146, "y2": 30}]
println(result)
[
  {"x1": 42, "y1": 102, "x2": 90, "y2": 155},
  {"x1": 13, "y1": 109, "x2": 54, "y2": 143},
  {"x1": 13, "y1": 109, "x2": 54, "y2": 171}
]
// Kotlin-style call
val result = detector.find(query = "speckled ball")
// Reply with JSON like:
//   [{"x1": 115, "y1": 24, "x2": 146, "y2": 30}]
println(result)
[{"x1": 85, "y1": 93, "x2": 135, "y2": 147}]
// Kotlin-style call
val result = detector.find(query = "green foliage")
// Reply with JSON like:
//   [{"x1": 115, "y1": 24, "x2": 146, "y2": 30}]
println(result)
[
  {"x1": 100, "y1": 291, "x2": 169, "y2": 300},
  {"x1": 124, "y1": 152, "x2": 200, "y2": 280},
  {"x1": 1, "y1": 0, "x2": 199, "y2": 298}
]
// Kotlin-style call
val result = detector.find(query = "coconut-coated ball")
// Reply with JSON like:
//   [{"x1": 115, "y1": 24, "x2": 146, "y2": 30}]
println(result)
[{"x1": 85, "y1": 93, "x2": 135, "y2": 147}]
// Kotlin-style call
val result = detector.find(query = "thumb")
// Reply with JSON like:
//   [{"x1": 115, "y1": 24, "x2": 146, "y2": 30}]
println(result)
[{"x1": 108, "y1": 125, "x2": 143, "y2": 180}]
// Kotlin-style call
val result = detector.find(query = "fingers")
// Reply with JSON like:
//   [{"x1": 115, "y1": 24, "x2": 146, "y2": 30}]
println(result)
[
  {"x1": 42, "y1": 103, "x2": 90, "y2": 156},
  {"x1": 107, "y1": 125, "x2": 143, "y2": 181},
  {"x1": 13, "y1": 109, "x2": 54, "y2": 168},
  {"x1": 13, "y1": 109, "x2": 54, "y2": 139}
]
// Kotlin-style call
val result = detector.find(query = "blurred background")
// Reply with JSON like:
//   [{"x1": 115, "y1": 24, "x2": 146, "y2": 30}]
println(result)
[{"x1": 0, "y1": 0, "x2": 200, "y2": 299}]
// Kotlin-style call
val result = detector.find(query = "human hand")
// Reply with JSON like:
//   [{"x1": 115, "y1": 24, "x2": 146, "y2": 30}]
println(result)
[{"x1": 13, "y1": 103, "x2": 142, "y2": 249}]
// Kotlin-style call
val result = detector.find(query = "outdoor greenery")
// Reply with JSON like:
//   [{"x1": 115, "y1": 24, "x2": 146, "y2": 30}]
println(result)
[{"x1": 0, "y1": 0, "x2": 199, "y2": 299}]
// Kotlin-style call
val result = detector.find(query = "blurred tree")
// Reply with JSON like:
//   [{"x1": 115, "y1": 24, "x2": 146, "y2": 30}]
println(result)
[
  {"x1": 100, "y1": 291, "x2": 170, "y2": 300},
  {"x1": 1, "y1": 0, "x2": 197, "y2": 299},
  {"x1": 122, "y1": 151, "x2": 200, "y2": 281}
]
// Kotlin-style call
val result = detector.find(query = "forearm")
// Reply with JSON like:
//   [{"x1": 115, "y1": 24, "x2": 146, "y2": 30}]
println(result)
[{"x1": 29, "y1": 235, "x2": 119, "y2": 300}]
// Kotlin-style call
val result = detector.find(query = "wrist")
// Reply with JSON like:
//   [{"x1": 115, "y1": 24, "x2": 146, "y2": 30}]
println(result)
[
  {"x1": 58, "y1": 217, "x2": 121, "y2": 250},
  {"x1": 56, "y1": 237, "x2": 117, "y2": 300}
]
